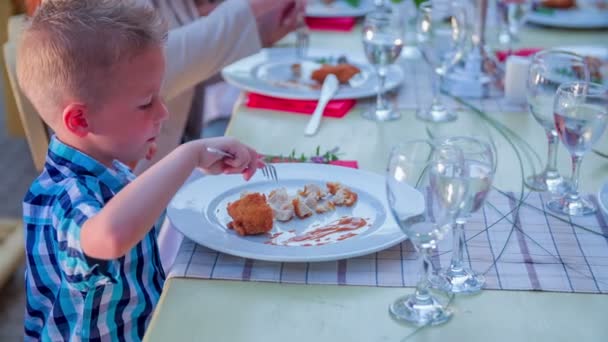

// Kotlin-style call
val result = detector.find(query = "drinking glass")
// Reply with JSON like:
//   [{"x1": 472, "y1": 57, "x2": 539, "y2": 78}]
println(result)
[
  {"x1": 547, "y1": 82, "x2": 608, "y2": 216},
  {"x1": 386, "y1": 140, "x2": 468, "y2": 326},
  {"x1": 361, "y1": 9, "x2": 404, "y2": 121},
  {"x1": 525, "y1": 50, "x2": 589, "y2": 193},
  {"x1": 497, "y1": 0, "x2": 532, "y2": 54},
  {"x1": 436, "y1": 136, "x2": 496, "y2": 294},
  {"x1": 416, "y1": 0, "x2": 468, "y2": 123}
]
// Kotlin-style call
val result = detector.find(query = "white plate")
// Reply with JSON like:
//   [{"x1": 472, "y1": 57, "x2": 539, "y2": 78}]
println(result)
[
  {"x1": 527, "y1": 8, "x2": 608, "y2": 29},
  {"x1": 221, "y1": 47, "x2": 405, "y2": 100},
  {"x1": 598, "y1": 181, "x2": 608, "y2": 215},
  {"x1": 306, "y1": 0, "x2": 374, "y2": 18},
  {"x1": 167, "y1": 163, "x2": 421, "y2": 262}
]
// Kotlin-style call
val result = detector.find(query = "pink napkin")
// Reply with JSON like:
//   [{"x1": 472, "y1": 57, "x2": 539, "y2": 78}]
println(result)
[
  {"x1": 495, "y1": 48, "x2": 542, "y2": 63},
  {"x1": 246, "y1": 93, "x2": 356, "y2": 118},
  {"x1": 305, "y1": 17, "x2": 357, "y2": 31},
  {"x1": 328, "y1": 160, "x2": 359, "y2": 169}
]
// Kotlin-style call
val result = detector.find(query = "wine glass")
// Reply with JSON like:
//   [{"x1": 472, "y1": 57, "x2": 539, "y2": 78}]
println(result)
[
  {"x1": 361, "y1": 9, "x2": 404, "y2": 121},
  {"x1": 415, "y1": 0, "x2": 468, "y2": 123},
  {"x1": 436, "y1": 136, "x2": 496, "y2": 294},
  {"x1": 386, "y1": 140, "x2": 468, "y2": 326},
  {"x1": 525, "y1": 50, "x2": 589, "y2": 193},
  {"x1": 547, "y1": 82, "x2": 608, "y2": 216},
  {"x1": 497, "y1": 0, "x2": 532, "y2": 54}
]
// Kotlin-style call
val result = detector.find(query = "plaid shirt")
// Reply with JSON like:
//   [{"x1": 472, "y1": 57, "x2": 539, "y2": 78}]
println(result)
[{"x1": 23, "y1": 136, "x2": 165, "y2": 341}]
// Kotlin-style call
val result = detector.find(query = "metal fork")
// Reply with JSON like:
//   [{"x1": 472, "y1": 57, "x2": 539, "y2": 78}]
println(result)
[
  {"x1": 206, "y1": 147, "x2": 278, "y2": 182},
  {"x1": 295, "y1": 0, "x2": 309, "y2": 60}
]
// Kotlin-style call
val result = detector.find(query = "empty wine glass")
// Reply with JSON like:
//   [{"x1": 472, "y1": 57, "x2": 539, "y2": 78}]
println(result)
[
  {"x1": 416, "y1": 0, "x2": 467, "y2": 123},
  {"x1": 497, "y1": 0, "x2": 532, "y2": 54},
  {"x1": 386, "y1": 140, "x2": 468, "y2": 326},
  {"x1": 361, "y1": 9, "x2": 404, "y2": 121},
  {"x1": 436, "y1": 136, "x2": 496, "y2": 294},
  {"x1": 547, "y1": 82, "x2": 608, "y2": 216},
  {"x1": 525, "y1": 50, "x2": 589, "y2": 193}
]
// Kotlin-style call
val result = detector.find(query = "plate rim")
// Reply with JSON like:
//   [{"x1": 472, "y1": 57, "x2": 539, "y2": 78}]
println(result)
[
  {"x1": 167, "y1": 163, "x2": 411, "y2": 262},
  {"x1": 527, "y1": 9, "x2": 608, "y2": 29},
  {"x1": 306, "y1": 0, "x2": 374, "y2": 18}
]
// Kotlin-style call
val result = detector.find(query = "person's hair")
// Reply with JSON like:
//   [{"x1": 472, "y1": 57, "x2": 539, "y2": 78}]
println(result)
[{"x1": 16, "y1": 0, "x2": 167, "y2": 126}]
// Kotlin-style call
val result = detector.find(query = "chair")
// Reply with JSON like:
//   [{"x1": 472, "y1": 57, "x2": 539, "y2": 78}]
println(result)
[
  {"x1": 3, "y1": 14, "x2": 49, "y2": 172},
  {"x1": 0, "y1": 219, "x2": 24, "y2": 290}
]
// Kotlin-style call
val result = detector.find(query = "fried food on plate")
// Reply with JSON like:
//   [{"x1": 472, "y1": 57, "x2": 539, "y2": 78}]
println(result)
[
  {"x1": 327, "y1": 182, "x2": 358, "y2": 207},
  {"x1": 540, "y1": 0, "x2": 575, "y2": 8},
  {"x1": 311, "y1": 63, "x2": 361, "y2": 84},
  {"x1": 227, "y1": 193, "x2": 274, "y2": 236}
]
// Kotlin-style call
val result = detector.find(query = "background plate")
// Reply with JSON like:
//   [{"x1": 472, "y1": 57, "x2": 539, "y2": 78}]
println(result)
[
  {"x1": 222, "y1": 47, "x2": 405, "y2": 100},
  {"x1": 527, "y1": 9, "x2": 608, "y2": 29},
  {"x1": 167, "y1": 164, "x2": 420, "y2": 262},
  {"x1": 306, "y1": 0, "x2": 374, "y2": 18}
]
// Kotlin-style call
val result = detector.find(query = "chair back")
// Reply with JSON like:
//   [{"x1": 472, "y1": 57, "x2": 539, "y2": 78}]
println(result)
[{"x1": 3, "y1": 15, "x2": 48, "y2": 172}]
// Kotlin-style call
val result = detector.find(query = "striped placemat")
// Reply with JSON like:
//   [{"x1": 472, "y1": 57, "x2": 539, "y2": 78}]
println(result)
[{"x1": 168, "y1": 190, "x2": 608, "y2": 294}]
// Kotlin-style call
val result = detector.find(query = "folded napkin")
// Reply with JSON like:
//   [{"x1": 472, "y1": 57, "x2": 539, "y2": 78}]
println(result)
[
  {"x1": 495, "y1": 48, "x2": 543, "y2": 63},
  {"x1": 246, "y1": 93, "x2": 356, "y2": 118},
  {"x1": 305, "y1": 17, "x2": 357, "y2": 31},
  {"x1": 328, "y1": 160, "x2": 359, "y2": 169}
]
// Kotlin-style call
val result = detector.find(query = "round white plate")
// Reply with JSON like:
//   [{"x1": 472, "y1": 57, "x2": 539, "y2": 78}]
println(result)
[
  {"x1": 167, "y1": 163, "x2": 421, "y2": 262},
  {"x1": 527, "y1": 8, "x2": 608, "y2": 29},
  {"x1": 221, "y1": 47, "x2": 405, "y2": 100},
  {"x1": 598, "y1": 181, "x2": 608, "y2": 215},
  {"x1": 306, "y1": 0, "x2": 374, "y2": 18}
]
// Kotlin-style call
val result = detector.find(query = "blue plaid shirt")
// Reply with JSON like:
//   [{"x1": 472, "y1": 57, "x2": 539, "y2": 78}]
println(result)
[{"x1": 23, "y1": 136, "x2": 165, "y2": 341}]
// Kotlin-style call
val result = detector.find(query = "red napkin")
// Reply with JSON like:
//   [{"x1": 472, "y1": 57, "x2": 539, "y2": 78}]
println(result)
[
  {"x1": 495, "y1": 48, "x2": 543, "y2": 63},
  {"x1": 329, "y1": 160, "x2": 359, "y2": 169},
  {"x1": 246, "y1": 93, "x2": 356, "y2": 118},
  {"x1": 305, "y1": 17, "x2": 357, "y2": 31}
]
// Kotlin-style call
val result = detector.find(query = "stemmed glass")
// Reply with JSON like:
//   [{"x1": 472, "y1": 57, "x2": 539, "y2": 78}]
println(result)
[
  {"x1": 525, "y1": 50, "x2": 589, "y2": 193},
  {"x1": 497, "y1": 0, "x2": 532, "y2": 55},
  {"x1": 436, "y1": 136, "x2": 496, "y2": 294},
  {"x1": 386, "y1": 140, "x2": 468, "y2": 326},
  {"x1": 361, "y1": 9, "x2": 404, "y2": 121},
  {"x1": 547, "y1": 82, "x2": 608, "y2": 216},
  {"x1": 416, "y1": 0, "x2": 467, "y2": 123}
]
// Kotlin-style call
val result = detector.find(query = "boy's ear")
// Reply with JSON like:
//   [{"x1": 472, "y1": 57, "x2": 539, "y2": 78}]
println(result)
[{"x1": 62, "y1": 103, "x2": 90, "y2": 137}]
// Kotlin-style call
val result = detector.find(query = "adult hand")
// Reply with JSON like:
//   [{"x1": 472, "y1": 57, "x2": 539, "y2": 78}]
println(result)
[{"x1": 248, "y1": 0, "x2": 302, "y2": 47}]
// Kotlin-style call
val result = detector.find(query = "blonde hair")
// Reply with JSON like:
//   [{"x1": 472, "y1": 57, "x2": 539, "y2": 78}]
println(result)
[{"x1": 17, "y1": 0, "x2": 167, "y2": 126}]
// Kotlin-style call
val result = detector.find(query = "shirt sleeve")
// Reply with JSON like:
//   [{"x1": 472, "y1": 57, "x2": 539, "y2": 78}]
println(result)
[
  {"x1": 52, "y1": 180, "x2": 120, "y2": 292},
  {"x1": 161, "y1": 0, "x2": 263, "y2": 100}
]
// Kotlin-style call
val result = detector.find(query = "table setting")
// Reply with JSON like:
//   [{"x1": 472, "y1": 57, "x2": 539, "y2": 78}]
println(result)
[{"x1": 146, "y1": 0, "x2": 608, "y2": 340}]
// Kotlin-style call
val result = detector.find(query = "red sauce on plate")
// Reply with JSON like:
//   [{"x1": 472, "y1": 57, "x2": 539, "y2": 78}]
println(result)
[{"x1": 266, "y1": 217, "x2": 369, "y2": 246}]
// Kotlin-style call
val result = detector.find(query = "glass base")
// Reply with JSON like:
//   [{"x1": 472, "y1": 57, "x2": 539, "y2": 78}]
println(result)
[
  {"x1": 547, "y1": 194, "x2": 596, "y2": 216},
  {"x1": 362, "y1": 107, "x2": 401, "y2": 121},
  {"x1": 525, "y1": 171, "x2": 566, "y2": 194},
  {"x1": 389, "y1": 294, "x2": 452, "y2": 326},
  {"x1": 416, "y1": 105, "x2": 457, "y2": 123},
  {"x1": 440, "y1": 267, "x2": 485, "y2": 294}
]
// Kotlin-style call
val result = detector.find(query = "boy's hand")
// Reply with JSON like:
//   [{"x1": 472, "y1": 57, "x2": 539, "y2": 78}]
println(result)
[{"x1": 194, "y1": 137, "x2": 264, "y2": 181}]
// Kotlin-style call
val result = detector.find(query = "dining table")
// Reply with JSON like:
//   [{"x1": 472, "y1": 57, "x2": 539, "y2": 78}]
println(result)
[{"x1": 143, "y1": 18, "x2": 608, "y2": 342}]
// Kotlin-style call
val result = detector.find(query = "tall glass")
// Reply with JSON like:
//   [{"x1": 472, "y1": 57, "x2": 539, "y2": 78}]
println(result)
[
  {"x1": 437, "y1": 136, "x2": 496, "y2": 294},
  {"x1": 386, "y1": 140, "x2": 468, "y2": 326},
  {"x1": 525, "y1": 50, "x2": 589, "y2": 193},
  {"x1": 548, "y1": 82, "x2": 608, "y2": 216},
  {"x1": 497, "y1": 0, "x2": 532, "y2": 54},
  {"x1": 416, "y1": 1, "x2": 468, "y2": 123},
  {"x1": 361, "y1": 9, "x2": 404, "y2": 121}
]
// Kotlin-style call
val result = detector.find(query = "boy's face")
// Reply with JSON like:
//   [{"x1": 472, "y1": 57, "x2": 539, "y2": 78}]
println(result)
[{"x1": 85, "y1": 45, "x2": 168, "y2": 167}]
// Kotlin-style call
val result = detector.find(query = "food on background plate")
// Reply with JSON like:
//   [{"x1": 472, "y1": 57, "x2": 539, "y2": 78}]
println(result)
[
  {"x1": 540, "y1": 0, "x2": 575, "y2": 9},
  {"x1": 227, "y1": 193, "x2": 274, "y2": 236},
  {"x1": 585, "y1": 56, "x2": 606, "y2": 84},
  {"x1": 311, "y1": 63, "x2": 361, "y2": 84}
]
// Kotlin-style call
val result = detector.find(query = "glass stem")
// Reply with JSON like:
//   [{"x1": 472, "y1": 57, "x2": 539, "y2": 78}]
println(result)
[
  {"x1": 414, "y1": 247, "x2": 433, "y2": 304},
  {"x1": 449, "y1": 221, "x2": 466, "y2": 271},
  {"x1": 431, "y1": 72, "x2": 441, "y2": 108},
  {"x1": 545, "y1": 130, "x2": 559, "y2": 174},
  {"x1": 568, "y1": 155, "x2": 583, "y2": 200},
  {"x1": 376, "y1": 67, "x2": 387, "y2": 111}
]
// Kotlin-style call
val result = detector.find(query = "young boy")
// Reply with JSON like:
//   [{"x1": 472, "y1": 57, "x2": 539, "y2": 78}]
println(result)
[{"x1": 17, "y1": 0, "x2": 262, "y2": 340}]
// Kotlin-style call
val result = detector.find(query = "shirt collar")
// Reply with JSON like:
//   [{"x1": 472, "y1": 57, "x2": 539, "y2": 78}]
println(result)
[{"x1": 48, "y1": 135, "x2": 135, "y2": 193}]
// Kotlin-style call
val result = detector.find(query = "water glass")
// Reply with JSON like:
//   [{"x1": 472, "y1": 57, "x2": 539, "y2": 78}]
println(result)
[
  {"x1": 416, "y1": 0, "x2": 468, "y2": 123},
  {"x1": 525, "y1": 50, "x2": 589, "y2": 193},
  {"x1": 497, "y1": 0, "x2": 532, "y2": 53},
  {"x1": 547, "y1": 82, "x2": 608, "y2": 216},
  {"x1": 386, "y1": 140, "x2": 468, "y2": 326},
  {"x1": 361, "y1": 9, "x2": 404, "y2": 121}
]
